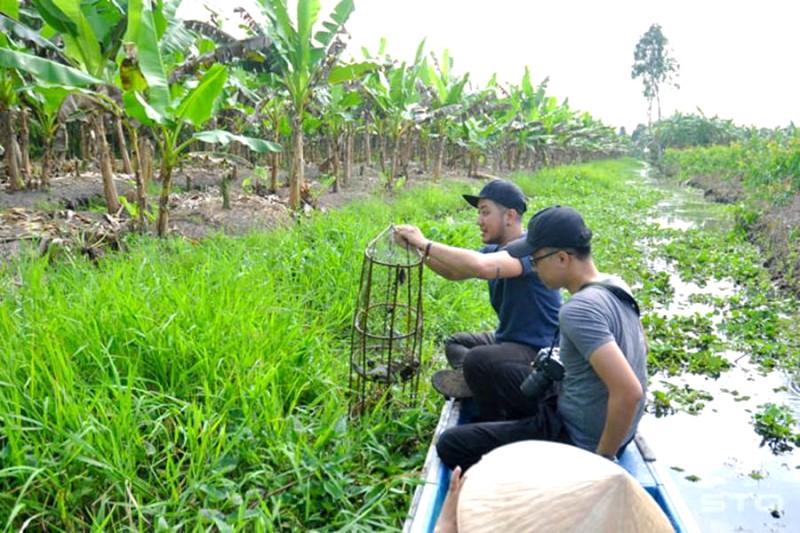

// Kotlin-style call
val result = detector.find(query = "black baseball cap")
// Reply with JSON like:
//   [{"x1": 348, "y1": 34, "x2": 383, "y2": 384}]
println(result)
[
  {"x1": 462, "y1": 180, "x2": 527, "y2": 214},
  {"x1": 506, "y1": 206, "x2": 593, "y2": 258}
]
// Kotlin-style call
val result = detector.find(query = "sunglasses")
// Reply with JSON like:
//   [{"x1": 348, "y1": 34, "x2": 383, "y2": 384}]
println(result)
[{"x1": 530, "y1": 249, "x2": 573, "y2": 267}]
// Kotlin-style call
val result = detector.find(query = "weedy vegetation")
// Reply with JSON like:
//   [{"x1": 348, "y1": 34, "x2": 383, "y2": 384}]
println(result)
[{"x1": 1, "y1": 157, "x2": 799, "y2": 529}]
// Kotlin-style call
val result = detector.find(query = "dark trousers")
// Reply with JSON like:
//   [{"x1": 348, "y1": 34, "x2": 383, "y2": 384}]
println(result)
[
  {"x1": 444, "y1": 331, "x2": 498, "y2": 369},
  {"x1": 445, "y1": 332, "x2": 543, "y2": 421},
  {"x1": 436, "y1": 396, "x2": 571, "y2": 472}
]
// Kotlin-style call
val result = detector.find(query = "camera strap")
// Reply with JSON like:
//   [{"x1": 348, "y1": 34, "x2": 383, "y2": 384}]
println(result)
[
  {"x1": 546, "y1": 328, "x2": 560, "y2": 356},
  {"x1": 579, "y1": 281, "x2": 649, "y2": 354},
  {"x1": 541, "y1": 282, "x2": 643, "y2": 367},
  {"x1": 578, "y1": 282, "x2": 641, "y2": 316}
]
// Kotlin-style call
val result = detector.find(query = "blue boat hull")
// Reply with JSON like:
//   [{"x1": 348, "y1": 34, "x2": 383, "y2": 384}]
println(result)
[{"x1": 403, "y1": 399, "x2": 700, "y2": 532}]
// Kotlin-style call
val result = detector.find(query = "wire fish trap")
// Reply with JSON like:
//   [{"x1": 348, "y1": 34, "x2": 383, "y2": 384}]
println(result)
[{"x1": 349, "y1": 225, "x2": 424, "y2": 413}]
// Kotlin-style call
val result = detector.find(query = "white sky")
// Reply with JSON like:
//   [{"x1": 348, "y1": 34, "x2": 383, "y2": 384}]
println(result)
[{"x1": 177, "y1": 0, "x2": 800, "y2": 132}]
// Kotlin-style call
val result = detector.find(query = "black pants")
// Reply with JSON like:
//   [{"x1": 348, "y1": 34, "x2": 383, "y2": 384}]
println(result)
[
  {"x1": 446, "y1": 332, "x2": 543, "y2": 421},
  {"x1": 436, "y1": 396, "x2": 571, "y2": 472}
]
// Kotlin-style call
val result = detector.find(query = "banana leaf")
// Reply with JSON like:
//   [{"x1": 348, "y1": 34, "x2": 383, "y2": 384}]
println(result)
[
  {"x1": 175, "y1": 63, "x2": 227, "y2": 128},
  {"x1": 193, "y1": 130, "x2": 281, "y2": 153},
  {"x1": 314, "y1": 0, "x2": 353, "y2": 47},
  {"x1": 0, "y1": 12, "x2": 61, "y2": 53},
  {"x1": 30, "y1": 0, "x2": 77, "y2": 35},
  {"x1": 125, "y1": 0, "x2": 170, "y2": 114},
  {"x1": 34, "y1": 0, "x2": 104, "y2": 77},
  {"x1": 328, "y1": 61, "x2": 379, "y2": 84},
  {"x1": 123, "y1": 90, "x2": 166, "y2": 126},
  {"x1": 0, "y1": 48, "x2": 101, "y2": 86},
  {"x1": 296, "y1": 0, "x2": 320, "y2": 70}
]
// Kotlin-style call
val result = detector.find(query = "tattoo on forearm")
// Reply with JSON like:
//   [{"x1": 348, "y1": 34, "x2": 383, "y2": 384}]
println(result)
[{"x1": 495, "y1": 266, "x2": 501, "y2": 279}]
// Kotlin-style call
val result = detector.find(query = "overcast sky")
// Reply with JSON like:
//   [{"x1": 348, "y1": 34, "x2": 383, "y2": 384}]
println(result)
[{"x1": 177, "y1": 0, "x2": 800, "y2": 132}]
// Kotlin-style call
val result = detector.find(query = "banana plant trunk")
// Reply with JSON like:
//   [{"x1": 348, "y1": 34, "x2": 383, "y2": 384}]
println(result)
[
  {"x1": 270, "y1": 154, "x2": 279, "y2": 193},
  {"x1": 129, "y1": 127, "x2": 150, "y2": 233},
  {"x1": 1, "y1": 109, "x2": 24, "y2": 191},
  {"x1": 363, "y1": 117, "x2": 371, "y2": 166},
  {"x1": 80, "y1": 121, "x2": 92, "y2": 165},
  {"x1": 343, "y1": 127, "x2": 352, "y2": 187},
  {"x1": 388, "y1": 130, "x2": 407, "y2": 189},
  {"x1": 379, "y1": 134, "x2": 387, "y2": 173},
  {"x1": 41, "y1": 136, "x2": 52, "y2": 189},
  {"x1": 289, "y1": 114, "x2": 304, "y2": 210},
  {"x1": 20, "y1": 107, "x2": 32, "y2": 184},
  {"x1": 115, "y1": 117, "x2": 133, "y2": 175},
  {"x1": 139, "y1": 138, "x2": 152, "y2": 229},
  {"x1": 402, "y1": 134, "x2": 412, "y2": 176},
  {"x1": 156, "y1": 160, "x2": 173, "y2": 237},
  {"x1": 332, "y1": 132, "x2": 340, "y2": 193},
  {"x1": 434, "y1": 134, "x2": 445, "y2": 178},
  {"x1": 422, "y1": 136, "x2": 429, "y2": 173},
  {"x1": 470, "y1": 154, "x2": 477, "y2": 177},
  {"x1": 93, "y1": 114, "x2": 121, "y2": 214}
]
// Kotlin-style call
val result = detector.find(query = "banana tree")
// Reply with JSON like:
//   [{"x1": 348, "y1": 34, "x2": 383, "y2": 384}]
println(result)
[
  {"x1": 500, "y1": 68, "x2": 554, "y2": 171},
  {"x1": 30, "y1": 0, "x2": 130, "y2": 208},
  {"x1": 313, "y1": 83, "x2": 361, "y2": 191},
  {"x1": 364, "y1": 42, "x2": 428, "y2": 189},
  {"x1": 420, "y1": 48, "x2": 469, "y2": 178},
  {"x1": 455, "y1": 116, "x2": 498, "y2": 177},
  {"x1": 258, "y1": 89, "x2": 291, "y2": 192},
  {"x1": 0, "y1": 8, "x2": 48, "y2": 190},
  {"x1": 0, "y1": 59, "x2": 24, "y2": 190},
  {"x1": 19, "y1": 87, "x2": 72, "y2": 188},
  {"x1": 0, "y1": 7, "x2": 109, "y2": 191},
  {"x1": 258, "y1": 0, "x2": 354, "y2": 210},
  {"x1": 124, "y1": 0, "x2": 279, "y2": 236}
]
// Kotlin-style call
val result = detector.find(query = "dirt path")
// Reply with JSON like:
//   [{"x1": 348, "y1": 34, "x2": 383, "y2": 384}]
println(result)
[{"x1": 0, "y1": 159, "x2": 474, "y2": 263}]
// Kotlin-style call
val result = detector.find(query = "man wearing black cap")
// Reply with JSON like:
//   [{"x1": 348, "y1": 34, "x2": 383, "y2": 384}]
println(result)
[
  {"x1": 431, "y1": 205, "x2": 648, "y2": 471},
  {"x1": 393, "y1": 180, "x2": 561, "y2": 421}
]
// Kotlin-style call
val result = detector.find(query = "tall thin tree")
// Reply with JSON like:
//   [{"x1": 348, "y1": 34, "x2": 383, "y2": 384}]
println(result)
[{"x1": 631, "y1": 23, "x2": 680, "y2": 125}]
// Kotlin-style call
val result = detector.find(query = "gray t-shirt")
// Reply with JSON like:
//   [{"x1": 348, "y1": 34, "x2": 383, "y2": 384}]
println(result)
[{"x1": 556, "y1": 275, "x2": 647, "y2": 451}]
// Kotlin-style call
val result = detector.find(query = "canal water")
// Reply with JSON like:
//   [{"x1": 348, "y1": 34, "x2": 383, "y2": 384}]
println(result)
[{"x1": 639, "y1": 175, "x2": 800, "y2": 532}]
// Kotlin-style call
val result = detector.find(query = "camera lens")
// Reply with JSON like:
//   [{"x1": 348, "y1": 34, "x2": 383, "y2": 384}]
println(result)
[{"x1": 519, "y1": 371, "x2": 551, "y2": 399}]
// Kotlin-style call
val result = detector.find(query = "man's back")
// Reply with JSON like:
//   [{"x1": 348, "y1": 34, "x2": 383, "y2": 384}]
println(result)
[{"x1": 557, "y1": 280, "x2": 648, "y2": 451}]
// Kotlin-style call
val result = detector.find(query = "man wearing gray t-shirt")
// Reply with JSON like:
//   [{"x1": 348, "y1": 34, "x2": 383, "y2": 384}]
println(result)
[{"x1": 435, "y1": 205, "x2": 647, "y2": 470}]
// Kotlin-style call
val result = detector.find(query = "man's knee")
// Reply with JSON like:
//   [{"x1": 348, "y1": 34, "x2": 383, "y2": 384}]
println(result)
[
  {"x1": 436, "y1": 431, "x2": 458, "y2": 470},
  {"x1": 445, "y1": 339, "x2": 469, "y2": 369},
  {"x1": 462, "y1": 346, "x2": 495, "y2": 378},
  {"x1": 437, "y1": 429, "x2": 476, "y2": 471}
]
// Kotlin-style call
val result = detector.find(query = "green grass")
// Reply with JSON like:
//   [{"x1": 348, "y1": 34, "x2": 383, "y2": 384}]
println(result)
[
  {"x1": 0, "y1": 181, "x2": 476, "y2": 531},
  {"x1": 2, "y1": 157, "x2": 798, "y2": 530}
]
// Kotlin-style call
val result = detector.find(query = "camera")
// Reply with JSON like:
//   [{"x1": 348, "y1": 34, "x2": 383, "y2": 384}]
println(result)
[{"x1": 519, "y1": 347, "x2": 564, "y2": 399}]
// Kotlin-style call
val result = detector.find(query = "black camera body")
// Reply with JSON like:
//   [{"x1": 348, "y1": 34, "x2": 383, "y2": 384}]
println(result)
[{"x1": 519, "y1": 347, "x2": 565, "y2": 399}]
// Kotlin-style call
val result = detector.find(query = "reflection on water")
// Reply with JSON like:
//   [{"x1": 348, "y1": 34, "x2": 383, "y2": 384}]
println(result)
[{"x1": 640, "y1": 174, "x2": 800, "y2": 533}]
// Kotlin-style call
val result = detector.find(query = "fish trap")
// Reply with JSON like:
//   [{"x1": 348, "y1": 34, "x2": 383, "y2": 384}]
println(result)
[{"x1": 349, "y1": 225, "x2": 424, "y2": 413}]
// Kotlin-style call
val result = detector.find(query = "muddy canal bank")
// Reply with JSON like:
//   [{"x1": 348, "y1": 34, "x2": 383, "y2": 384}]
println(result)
[{"x1": 685, "y1": 173, "x2": 800, "y2": 297}]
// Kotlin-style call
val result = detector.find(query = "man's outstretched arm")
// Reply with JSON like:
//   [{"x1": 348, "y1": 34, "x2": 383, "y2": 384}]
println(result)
[{"x1": 393, "y1": 224, "x2": 523, "y2": 280}]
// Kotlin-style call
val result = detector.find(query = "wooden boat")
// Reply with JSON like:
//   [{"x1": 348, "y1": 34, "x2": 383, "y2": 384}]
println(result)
[{"x1": 403, "y1": 398, "x2": 701, "y2": 532}]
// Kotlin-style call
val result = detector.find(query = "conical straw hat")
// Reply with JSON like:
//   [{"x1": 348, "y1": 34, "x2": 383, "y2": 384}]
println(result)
[{"x1": 457, "y1": 440, "x2": 674, "y2": 533}]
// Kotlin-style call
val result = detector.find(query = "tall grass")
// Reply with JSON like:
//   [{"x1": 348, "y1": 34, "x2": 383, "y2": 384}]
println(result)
[{"x1": 0, "y1": 158, "x2": 667, "y2": 530}]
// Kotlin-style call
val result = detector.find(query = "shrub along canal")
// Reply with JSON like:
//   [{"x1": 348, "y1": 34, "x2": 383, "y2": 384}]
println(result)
[{"x1": 638, "y1": 174, "x2": 800, "y2": 532}]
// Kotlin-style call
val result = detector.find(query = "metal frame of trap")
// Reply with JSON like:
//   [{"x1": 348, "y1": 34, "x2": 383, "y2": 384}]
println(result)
[{"x1": 349, "y1": 226, "x2": 424, "y2": 412}]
